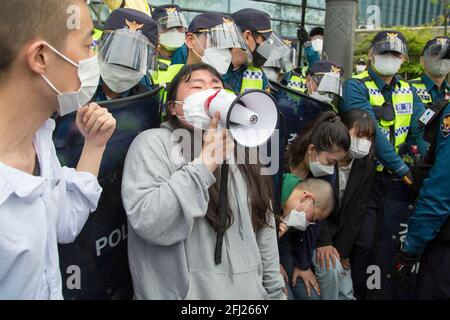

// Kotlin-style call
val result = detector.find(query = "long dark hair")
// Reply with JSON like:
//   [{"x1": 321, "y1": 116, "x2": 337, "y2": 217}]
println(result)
[
  {"x1": 166, "y1": 63, "x2": 273, "y2": 232},
  {"x1": 286, "y1": 111, "x2": 350, "y2": 170},
  {"x1": 340, "y1": 109, "x2": 376, "y2": 142}
]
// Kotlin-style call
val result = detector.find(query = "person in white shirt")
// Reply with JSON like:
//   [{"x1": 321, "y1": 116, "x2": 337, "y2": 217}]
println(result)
[{"x1": 0, "y1": 0, "x2": 116, "y2": 299}]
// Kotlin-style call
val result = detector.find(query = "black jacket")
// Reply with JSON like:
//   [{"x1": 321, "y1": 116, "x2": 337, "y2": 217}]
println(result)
[{"x1": 316, "y1": 155, "x2": 375, "y2": 258}]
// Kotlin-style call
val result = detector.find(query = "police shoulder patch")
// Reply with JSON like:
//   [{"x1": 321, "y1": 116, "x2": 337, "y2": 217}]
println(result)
[{"x1": 442, "y1": 113, "x2": 450, "y2": 138}]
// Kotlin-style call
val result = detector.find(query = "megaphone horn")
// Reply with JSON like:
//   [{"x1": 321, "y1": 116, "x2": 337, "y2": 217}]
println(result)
[{"x1": 206, "y1": 89, "x2": 279, "y2": 148}]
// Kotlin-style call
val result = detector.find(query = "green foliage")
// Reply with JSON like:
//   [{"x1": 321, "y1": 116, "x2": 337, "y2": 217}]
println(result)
[{"x1": 354, "y1": 27, "x2": 435, "y2": 79}]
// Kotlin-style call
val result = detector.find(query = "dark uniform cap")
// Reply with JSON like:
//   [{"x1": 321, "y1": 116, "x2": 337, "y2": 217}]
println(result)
[
  {"x1": 356, "y1": 58, "x2": 366, "y2": 65},
  {"x1": 309, "y1": 27, "x2": 324, "y2": 38},
  {"x1": 151, "y1": 4, "x2": 183, "y2": 22},
  {"x1": 371, "y1": 30, "x2": 407, "y2": 50},
  {"x1": 307, "y1": 60, "x2": 344, "y2": 77},
  {"x1": 231, "y1": 8, "x2": 272, "y2": 39},
  {"x1": 422, "y1": 36, "x2": 449, "y2": 56},
  {"x1": 187, "y1": 12, "x2": 233, "y2": 33},
  {"x1": 104, "y1": 8, "x2": 158, "y2": 46}
]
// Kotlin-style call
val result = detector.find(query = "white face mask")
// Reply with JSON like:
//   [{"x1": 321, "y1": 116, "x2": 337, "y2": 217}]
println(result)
[
  {"x1": 160, "y1": 29, "x2": 186, "y2": 52},
  {"x1": 311, "y1": 38, "x2": 323, "y2": 54},
  {"x1": 41, "y1": 42, "x2": 100, "y2": 116},
  {"x1": 425, "y1": 55, "x2": 450, "y2": 78},
  {"x1": 176, "y1": 89, "x2": 218, "y2": 130},
  {"x1": 284, "y1": 200, "x2": 314, "y2": 231},
  {"x1": 310, "y1": 91, "x2": 334, "y2": 104},
  {"x1": 349, "y1": 137, "x2": 372, "y2": 159},
  {"x1": 356, "y1": 65, "x2": 366, "y2": 73},
  {"x1": 193, "y1": 39, "x2": 232, "y2": 75},
  {"x1": 99, "y1": 61, "x2": 144, "y2": 93},
  {"x1": 372, "y1": 53, "x2": 402, "y2": 76},
  {"x1": 309, "y1": 153, "x2": 335, "y2": 177}
]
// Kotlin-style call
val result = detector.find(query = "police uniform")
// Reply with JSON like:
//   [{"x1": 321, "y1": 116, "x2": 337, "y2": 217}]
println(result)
[
  {"x1": 392, "y1": 43, "x2": 450, "y2": 299},
  {"x1": 93, "y1": 8, "x2": 157, "y2": 101},
  {"x1": 232, "y1": 8, "x2": 283, "y2": 93},
  {"x1": 410, "y1": 37, "x2": 450, "y2": 106},
  {"x1": 92, "y1": 24, "x2": 104, "y2": 51},
  {"x1": 286, "y1": 68, "x2": 308, "y2": 93},
  {"x1": 151, "y1": 5, "x2": 187, "y2": 88},
  {"x1": 165, "y1": 12, "x2": 270, "y2": 94},
  {"x1": 342, "y1": 31, "x2": 428, "y2": 299}
]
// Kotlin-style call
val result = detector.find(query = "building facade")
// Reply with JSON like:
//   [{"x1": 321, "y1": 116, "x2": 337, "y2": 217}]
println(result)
[{"x1": 358, "y1": 0, "x2": 444, "y2": 28}]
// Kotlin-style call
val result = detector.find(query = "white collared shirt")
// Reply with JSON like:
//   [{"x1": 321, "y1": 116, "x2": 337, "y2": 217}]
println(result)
[
  {"x1": 338, "y1": 158, "x2": 354, "y2": 206},
  {"x1": 0, "y1": 119, "x2": 102, "y2": 300}
]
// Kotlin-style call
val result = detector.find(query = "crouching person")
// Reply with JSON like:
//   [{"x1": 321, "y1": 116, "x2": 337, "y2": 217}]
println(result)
[
  {"x1": 278, "y1": 175, "x2": 334, "y2": 300},
  {"x1": 0, "y1": 0, "x2": 116, "y2": 299},
  {"x1": 121, "y1": 63, "x2": 285, "y2": 300}
]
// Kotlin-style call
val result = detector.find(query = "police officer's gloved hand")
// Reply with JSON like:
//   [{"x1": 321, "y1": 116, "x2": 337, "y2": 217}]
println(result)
[
  {"x1": 391, "y1": 249, "x2": 418, "y2": 291},
  {"x1": 297, "y1": 25, "x2": 309, "y2": 43},
  {"x1": 401, "y1": 170, "x2": 414, "y2": 187}
]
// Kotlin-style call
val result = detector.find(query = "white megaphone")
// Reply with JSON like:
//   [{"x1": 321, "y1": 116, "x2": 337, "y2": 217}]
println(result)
[{"x1": 205, "y1": 89, "x2": 279, "y2": 148}]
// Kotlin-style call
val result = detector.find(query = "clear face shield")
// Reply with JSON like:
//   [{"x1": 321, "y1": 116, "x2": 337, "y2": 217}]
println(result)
[
  {"x1": 263, "y1": 48, "x2": 294, "y2": 74},
  {"x1": 255, "y1": 32, "x2": 291, "y2": 61},
  {"x1": 439, "y1": 42, "x2": 450, "y2": 60},
  {"x1": 194, "y1": 21, "x2": 252, "y2": 69},
  {"x1": 197, "y1": 21, "x2": 248, "y2": 51},
  {"x1": 425, "y1": 41, "x2": 450, "y2": 77},
  {"x1": 372, "y1": 37, "x2": 409, "y2": 61},
  {"x1": 98, "y1": 28, "x2": 158, "y2": 75},
  {"x1": 157, "y1": 12, "x2": 188, "y2": 51},
  {"x1": 316, "y1": 71, "x2": 344, "y2": 97},
  {"x1": 156, "y1": 11, "x2": 188, "y2": 32}
]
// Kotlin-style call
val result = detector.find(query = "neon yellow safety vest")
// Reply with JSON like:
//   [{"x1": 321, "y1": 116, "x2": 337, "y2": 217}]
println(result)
[
  {"x1": 92, "y1": 27, "x2": 103, "y2": 52},
  {"x1": 287, "y1": 74, "x2": 307, "y2": 93},
  {"x1": 354, "y1": 71, "x2": 414, "y2": 172},
  {"x1": 410, "y1": 77, "x2": 433, "y2": 105},
  {"x1": 241, "y1": 66, "x2": 264, "y2": 93}
]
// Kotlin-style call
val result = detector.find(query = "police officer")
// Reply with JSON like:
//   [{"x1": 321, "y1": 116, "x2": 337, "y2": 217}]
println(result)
[
  {"x1": 342, "y1": 30, "x2": 428, "y2": 299},
  {"x1": 171, "y1": 12, "x2": 256, "y2": 94},
  {"x1": 410, "y1": 37, "x2": 450, "y2": 106},
  {"x1": 263, "y1": 39, "x2": 295, "y2": 83},
  {"x1": 231, "y1": 8, "x2": 290, "y2": 93},
  {"x1": 151, "y1": 5, "x2": 188, "y2": 87},
  {"x1": 306, "y1": 60, "x2": 344, "y2": 112},
  {"x1": 93, "y1": 8, "x2": 158, "y2": 101},
  {"x1": 297, "y1": 26, "x2": 323, "y2": 69},
  {"x1": 291, "y1": 26, "x2": 324, "y2": 93},
  {"x1": 352, "y1": 58, "x2": 367, "y2": 78},
  {"x1": 392, "y1": 44, "x2": 450, "y2": 299}
]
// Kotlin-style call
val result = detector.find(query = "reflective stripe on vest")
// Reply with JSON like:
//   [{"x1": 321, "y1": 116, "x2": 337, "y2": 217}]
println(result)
[
  {"x1": 241, "y1": 66, "x2": 264, "y2": 93},
  {"x1": 410, "y1": 78, "x2": 433, "y2": 105},
  {"x1": 92, "y1": 28, "x2": 103, "y2": 51},
  {"x1": 287, "y1": 75, "x2": 307, "y2": 93},
  {"x1": 354, "y1": 71, "x2": 414, "y2": 172}
]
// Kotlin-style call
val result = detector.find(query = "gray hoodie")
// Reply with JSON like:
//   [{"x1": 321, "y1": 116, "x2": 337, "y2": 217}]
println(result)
[{"x1": 121, "y1": 122, "x2": 285, "y2": 300}]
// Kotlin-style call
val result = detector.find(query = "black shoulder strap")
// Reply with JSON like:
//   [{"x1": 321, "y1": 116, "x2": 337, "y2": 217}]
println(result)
[
  {"x1": 120, "y1": 0, "x2": 126, "y2": 8},
  {"x1": 409, "y1": 79, "x2": 422, "y2": 85},
  {"x1": 355, "y1": 76, "x2": 372, "y2": 84},
  {"x1": 422, "y1": 100, "x2": 449, "y2": 164}
]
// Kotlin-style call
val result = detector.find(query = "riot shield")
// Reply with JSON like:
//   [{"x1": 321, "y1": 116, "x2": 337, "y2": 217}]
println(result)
[
  {"x1": 54, "y1": 87, "x2": 162, "y2": 300},
  {"x1": 368, "y1": 178, "x2": 418, "y2": 300}
]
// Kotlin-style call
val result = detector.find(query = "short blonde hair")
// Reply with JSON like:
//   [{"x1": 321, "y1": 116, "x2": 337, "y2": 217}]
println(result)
[{"x1": 297, "y1": 178, "x2": 334, "y2": 217}]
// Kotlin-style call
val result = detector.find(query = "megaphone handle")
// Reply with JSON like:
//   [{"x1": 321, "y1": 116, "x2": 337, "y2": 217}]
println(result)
[{"x1": 215, "y1": 163, "x2": 229, "y2": 265}]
